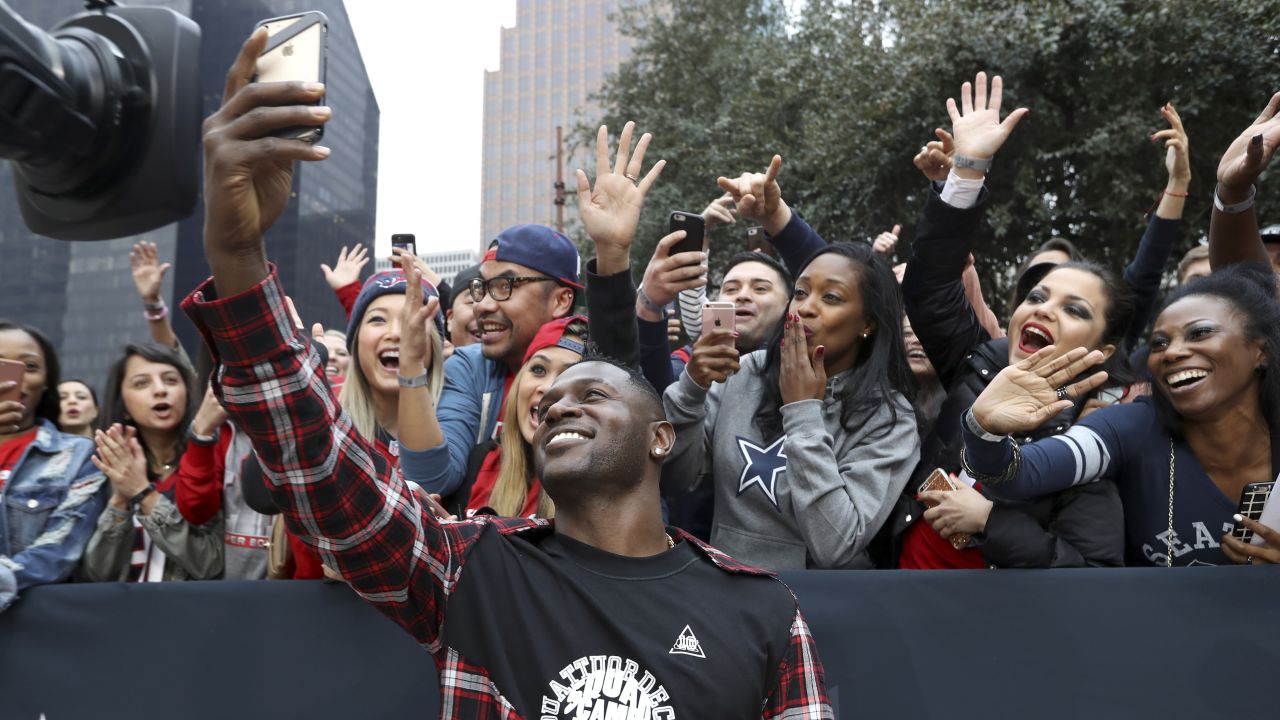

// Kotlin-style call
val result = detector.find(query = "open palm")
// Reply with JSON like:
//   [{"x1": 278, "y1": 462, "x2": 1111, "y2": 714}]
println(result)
[
  {"x1": 576, "y1": 121, "x2": 664, "y2": 255},
  {"x1": 947, "y1": 72, "x2": 1028, "y2": 161},
  {"x1": 971, "y1": 346, "x2": 1109, "y2": 435}
]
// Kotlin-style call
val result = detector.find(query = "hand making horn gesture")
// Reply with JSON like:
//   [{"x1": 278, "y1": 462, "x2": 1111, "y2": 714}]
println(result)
[
  {"x1": 717, "y1": 154, "x2": 790, "y2": 236},
  {"x1": 970, "y1": 346, "x2": 1109, "y2": 436}
]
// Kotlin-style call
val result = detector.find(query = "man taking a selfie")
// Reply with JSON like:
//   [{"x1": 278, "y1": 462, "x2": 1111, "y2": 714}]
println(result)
[{"x1": 183, "y1": 30, "x2": 831, "y2": 719}]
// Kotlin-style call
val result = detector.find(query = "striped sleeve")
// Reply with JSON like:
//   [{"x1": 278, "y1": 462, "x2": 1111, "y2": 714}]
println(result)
[{"x1": 962, "y1": 405, "x2": 1143, "y2": 502}]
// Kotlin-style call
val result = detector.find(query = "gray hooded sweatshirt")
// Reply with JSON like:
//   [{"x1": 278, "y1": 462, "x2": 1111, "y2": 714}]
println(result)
[{"x1": 663, "y1": 351, "x2": 919, "y2": 570}]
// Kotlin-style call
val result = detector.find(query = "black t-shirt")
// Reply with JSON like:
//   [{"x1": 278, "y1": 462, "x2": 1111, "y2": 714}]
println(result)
[{"x1": 443, "y1": 527, "x2": 798, "y2": 718}]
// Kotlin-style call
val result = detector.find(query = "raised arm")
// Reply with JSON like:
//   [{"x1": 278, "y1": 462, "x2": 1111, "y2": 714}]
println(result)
[
  {"x1": 130, "y1": 241, "x2": 182, "y2": 353},
  {"x1": 1123, "y1": 103, "x2": 1191, "y2": 348},
  {"x1": 320, "y1": 244, "x2": 370, "y2": 319},
  {"x1": 718, "y1": 155, "x2": 825, "y2": 276},
  {"x1": 1209, "y1": 92, "x2": 1280, "y2": 270},
  {"x1": 903, "y1": 72, "x2": 1027, "y2": 387},
  {"x1": 576, "y1": 121, "x2": 668, "y2": 368},
  {"x1": 184, "y1": 30, "x2": 474, "y2": 644}
]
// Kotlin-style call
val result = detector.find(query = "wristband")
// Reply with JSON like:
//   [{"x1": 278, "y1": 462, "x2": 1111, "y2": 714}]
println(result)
[
  {"x1": 398, "y1": 370, "x2": 432, "y2": 388},
  {"x1": 636, "y1": 286, "x2": 664, "y2": 314},
  {"x1": 953, "y1": 155, "x2": 993, "y2": 172},
  {"x1": 128, "y1": 484, "x2": 156, "y2": 514},
  {"x1": 1214, "y1": 184, "x2": 1256, "y2": 214},
  {"x1": 187, "y1": 426, "x2": 220, "y2": 445},
  {"x1": 143, "y1": 301, "x2": 168, "y2": 322}
]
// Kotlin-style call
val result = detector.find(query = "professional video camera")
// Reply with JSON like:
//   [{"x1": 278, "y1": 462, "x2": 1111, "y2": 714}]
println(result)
[{"x1": 0, "y1": 0, "x2": 200, "y2": 240}]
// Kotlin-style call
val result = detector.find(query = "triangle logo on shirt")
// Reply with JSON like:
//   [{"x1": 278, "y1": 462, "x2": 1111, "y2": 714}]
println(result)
[{"x1": 668, "y1": 624, "x2": 706, "y2": 659}]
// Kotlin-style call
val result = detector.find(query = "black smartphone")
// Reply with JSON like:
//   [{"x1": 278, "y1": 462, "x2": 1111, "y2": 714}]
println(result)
[
  {"x1": 1232, "y1": 481, "x2": 1274, "y2": 543},
  {"x1": 746, "y1": 226, "x2": 775, "y2": 256},
  {"x1": 391, "y1": 234, "x2": 416, "y2": 257},
  {"x1": 254, "y1": 11, "x2": 329, "y2": 143},
  {"x1": 668, "y1": 211, "x2": 705, "y2": 257}
]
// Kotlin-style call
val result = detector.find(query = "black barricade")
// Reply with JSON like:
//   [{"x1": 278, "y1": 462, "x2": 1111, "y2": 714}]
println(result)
[{"x1": 1, "y1": 568, "x2": 1277, "y2": 718}]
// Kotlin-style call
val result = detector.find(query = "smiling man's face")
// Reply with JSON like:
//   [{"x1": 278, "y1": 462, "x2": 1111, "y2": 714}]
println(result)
[{"x1": 532, "y1": 361, "x2": 661, "y2": 501}]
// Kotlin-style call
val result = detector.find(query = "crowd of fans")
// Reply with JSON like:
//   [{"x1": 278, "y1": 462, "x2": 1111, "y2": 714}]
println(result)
[{"x1": 4, "y1": 68, "x2": 1280, "y2": 614}]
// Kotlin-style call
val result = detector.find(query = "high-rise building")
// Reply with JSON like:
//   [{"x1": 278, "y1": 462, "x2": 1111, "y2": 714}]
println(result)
[
  {"x1": 479, "y1": 0, "x2": 638, "y2": 251},
  {"x1": 0, "y1": 0, "x2": 378, "y2": 390}
]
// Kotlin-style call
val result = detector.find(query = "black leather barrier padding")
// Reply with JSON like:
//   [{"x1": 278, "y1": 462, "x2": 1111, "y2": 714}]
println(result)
[{"x1": 1, "y1": 568, "x2": 1277, "y2": 719}]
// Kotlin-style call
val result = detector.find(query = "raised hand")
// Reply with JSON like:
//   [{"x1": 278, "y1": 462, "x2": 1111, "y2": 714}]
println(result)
[
  {"x1": 716, "y1": 155, "x2": 790, "y2": 236},
  {"x1": 130, "y1": 241, "x2": 171, "y2": 303},
  {"x1": 871, "y1": 225, "x2": 901, "y2": 257},
  {"x1": 576, "y1": 121, "x2": 665, "y2": 273},
  {"x1": 637, "y1": 230, "x2": 707, "y2": 318},
  {"x1": 970, "y1": 345, "x2": 1109, "y2": 436},
  {"x1": 701, "y1": 193, "x2": 737, "y2": 234},
  {"x1": 391, "y1": 246, "x2": 441, "y2": 287},
  {"x1": 1216, "y1": 92, "x2": 1280, "y2": 202},
  {"x1": 1153, "y1": 102, "x2": 1191, "y2": 189},
  {"x1": 946, "y1": 72, "x2": 1028, "y2": 176},
  {"x1": 190, "y1": 386, "x2": 229, "y2": 439},
  {"x1": 320, "y1": 244, "x2": 370, "y2": 290},
  {"x1": 202, "y1": 28, "x2": 330, "y2": 295},
  {"x1": 779, "y1": 312, "x2": 826, "y2": 404},
  {"x1": 686, "y1": 327, "x2": 740, "y2": 388},
  {"x1": 92, "y1": 424, "x2": 151, "y2": 500},
  {"x1": 398, "y1": 253, "x2": 440, "y2": 375},
  {"x1": 912, "y1": 128, "x2": 955, "y2": 182}
]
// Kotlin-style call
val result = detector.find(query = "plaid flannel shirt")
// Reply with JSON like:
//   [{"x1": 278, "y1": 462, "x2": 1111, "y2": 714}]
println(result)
[{"x1": 182, "y1": 268, "x2": 831, "y2": 719}]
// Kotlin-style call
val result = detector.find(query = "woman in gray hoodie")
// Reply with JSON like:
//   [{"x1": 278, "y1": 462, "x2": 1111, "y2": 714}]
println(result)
[{"x1": 663, "y1": 241, "x2": 921, "y2": 570}]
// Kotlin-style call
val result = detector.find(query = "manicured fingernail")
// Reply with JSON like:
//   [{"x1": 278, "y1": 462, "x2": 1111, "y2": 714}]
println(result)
[
  {"x1": 817, "y1": 345, "x2": 825, "y2": 355},
  {"x1": 1234, "y1": 513, "x2": 1244, "y2": 523},
  {"x1": 303, "y1": 82, "x2": 325, "y2": 93},
  {"x1": 1252, "y1": 134, "x2": 1263, "y2": 146},
  {"x1": 310, "y1": 106, "x2": 331, "y2": 118},
  {"x1": 314, "y1": 146, "x2": 331, "y2": 158}
]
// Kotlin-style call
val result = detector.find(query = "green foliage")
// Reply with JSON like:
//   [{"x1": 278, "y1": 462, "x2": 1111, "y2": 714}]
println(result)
[{"x1": 582, "y1": 0, "x2": 1280, "y2": 319}]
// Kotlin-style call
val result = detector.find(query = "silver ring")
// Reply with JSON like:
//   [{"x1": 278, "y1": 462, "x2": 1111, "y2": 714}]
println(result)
[
  {"x1": 1247, "y1": 556, "x2": 1254, "y2": 565},
  {"x1": 624, "y1": 173, "x2": 639, "y2": 182},
  {"x1": 1055, "y1": 386, "x2": 1070, "y2": 401}
]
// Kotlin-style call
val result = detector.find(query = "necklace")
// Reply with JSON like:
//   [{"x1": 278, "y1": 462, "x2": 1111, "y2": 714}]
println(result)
[
  {"x1": 1166, "y1": 441, "x2": 1176, "y2": 568},
  {"x1": 665, "y1": 533, "x2": 675, "y2": 550}
]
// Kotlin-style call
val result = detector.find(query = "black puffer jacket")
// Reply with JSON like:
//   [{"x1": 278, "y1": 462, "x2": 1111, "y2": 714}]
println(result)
[{"x1": 871, "y1": 187, "x2": 1124, "y2": 569}]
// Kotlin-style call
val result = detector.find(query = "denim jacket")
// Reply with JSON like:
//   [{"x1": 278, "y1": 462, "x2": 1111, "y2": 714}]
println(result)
[{"x1": 0, "y1": 419, "x2": 109, "y2": 610}]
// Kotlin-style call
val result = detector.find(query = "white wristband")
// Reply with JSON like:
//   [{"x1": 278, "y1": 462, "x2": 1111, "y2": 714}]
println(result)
[{"x1": 1214, "y1": 184, "x2": 1256, "y2": 214}]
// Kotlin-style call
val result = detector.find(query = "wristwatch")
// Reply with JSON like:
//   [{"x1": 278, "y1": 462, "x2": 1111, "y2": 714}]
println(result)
[
  {"x1": 398, "y1": 370, "x2": 431, "y2": 388},
  {"x1": 953, "y1": 155, "x2": 993, "y2": 172},
  {"x1": 128, "y1": 484, "x2": 156, "y2": 514}
]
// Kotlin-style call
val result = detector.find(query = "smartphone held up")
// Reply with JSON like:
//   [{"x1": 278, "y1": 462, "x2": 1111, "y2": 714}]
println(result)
[
  {"x1": 254, "y1": 11, "x2": 329, "y2": 143},
  {"x1": 668, "y1": 211, "x2": 706, "y2": 256}
]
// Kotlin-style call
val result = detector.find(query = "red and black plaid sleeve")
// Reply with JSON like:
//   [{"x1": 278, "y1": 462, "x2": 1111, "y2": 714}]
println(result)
[
  {"x1": 762, "y1": 605, "x2": 834, "y2": 719},
  {"x1": 182, "y1": 269, "x2": 482, "y2": 649}
]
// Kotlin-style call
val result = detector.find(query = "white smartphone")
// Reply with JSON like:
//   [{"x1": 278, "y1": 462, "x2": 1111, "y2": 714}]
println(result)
[{"x1": 254, "y1": 11, "x2": 329, "y2": 142}]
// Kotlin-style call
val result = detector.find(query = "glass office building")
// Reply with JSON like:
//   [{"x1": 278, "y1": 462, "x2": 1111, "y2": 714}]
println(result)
[
  {"x1": 479, "y1": 0, "x2": 638, "y2": 251},
  {"x1": 0, "y1": 0, "x2": 378, "y2": 389}
]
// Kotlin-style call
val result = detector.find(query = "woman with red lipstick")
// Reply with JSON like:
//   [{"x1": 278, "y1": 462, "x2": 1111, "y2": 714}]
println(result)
[
  {"x1": 891, "y1": 72, "x2": 1176, "y2": 569},
  {"x1": 964, "y1": 263, "x2": 1280, "y2": 566},
  {"x1": 80, "y1": 344, "x2": 225, "y2": 581}
]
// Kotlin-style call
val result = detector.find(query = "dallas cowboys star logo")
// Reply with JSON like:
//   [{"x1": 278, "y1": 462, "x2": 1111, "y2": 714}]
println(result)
[{"x1": 737, "y1": 435, "x2": 787, "y2": 508}]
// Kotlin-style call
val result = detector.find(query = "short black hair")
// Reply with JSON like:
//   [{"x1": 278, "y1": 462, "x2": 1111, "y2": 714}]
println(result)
[
  {"x1": 721, "y1": 251, "x2": 794, "y2": 296},
  {"x1": 573, "y1": 350, "x2": 664, "y2": 421}
]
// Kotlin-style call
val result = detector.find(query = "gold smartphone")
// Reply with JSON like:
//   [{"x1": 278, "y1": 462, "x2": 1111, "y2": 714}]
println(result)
[
  {"x1": 917, "y1": 468, "x2": 972, "y2": 550},
  {"x1": 254, "y1": 11, "x2": 328, "y2": 142}
]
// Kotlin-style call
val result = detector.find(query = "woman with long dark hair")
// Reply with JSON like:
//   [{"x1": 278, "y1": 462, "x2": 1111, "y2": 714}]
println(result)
[
  {"x1": 56, "y1": 379, "x2": 99, "y2": 438},
  {"x1": 663, "y1": 241, "x2": 920, "y2": 570},
  {"x1": 964, "y1": 264, "x2": 1280, "y2": 565},
  {"x1": 0, "y1": 321, "x2": 109, "y2": 610},
  {"x1": 80, "y1": 343, "x2": 225, "y2": 582}
]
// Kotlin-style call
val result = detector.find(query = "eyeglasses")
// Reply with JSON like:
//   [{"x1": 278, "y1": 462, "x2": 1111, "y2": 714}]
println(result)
[{"x1": 469, "y1": 275, "x2": 556, "y2": 302}]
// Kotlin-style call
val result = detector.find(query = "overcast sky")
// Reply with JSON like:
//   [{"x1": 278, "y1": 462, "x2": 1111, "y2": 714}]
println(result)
[{"x1": 346, "y1": 1, "x2": 517, "y2": 257}]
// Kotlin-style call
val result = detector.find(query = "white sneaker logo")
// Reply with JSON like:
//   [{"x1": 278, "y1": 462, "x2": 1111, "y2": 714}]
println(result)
[{"x1": 669, "y1": 625, "x2": 706, "y2": 659}]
